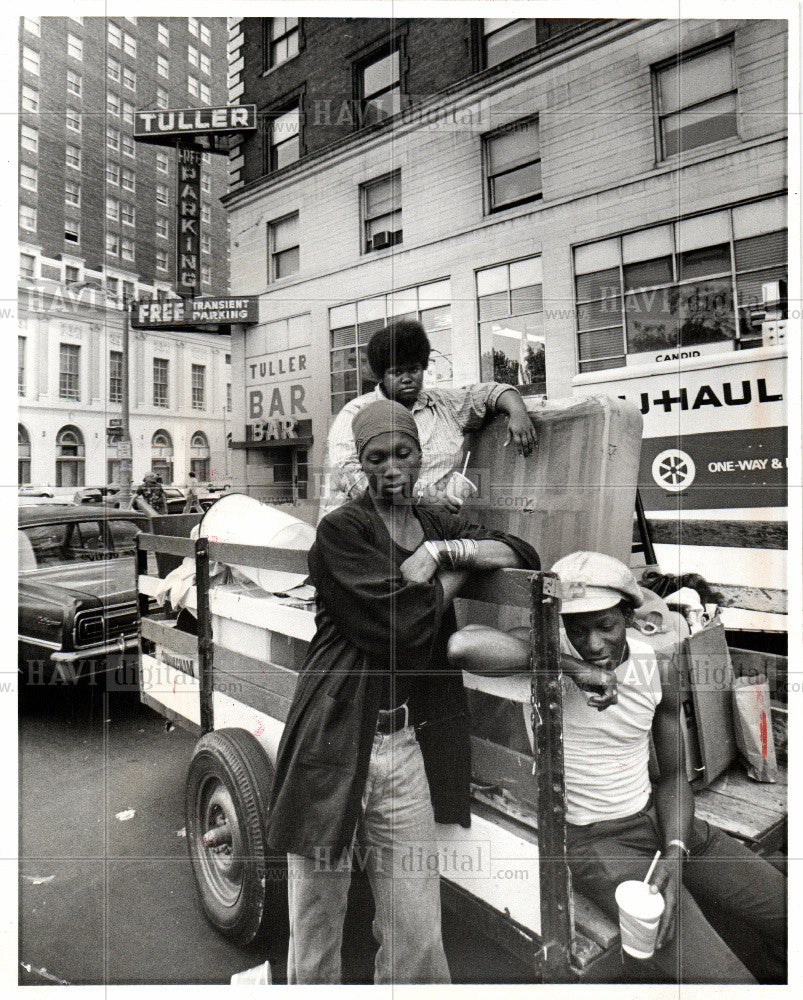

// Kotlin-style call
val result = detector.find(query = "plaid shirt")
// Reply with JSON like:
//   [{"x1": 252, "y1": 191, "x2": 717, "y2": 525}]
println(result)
[{"x1": 317, "y1": 381, "x2": 510, "y2": 522}]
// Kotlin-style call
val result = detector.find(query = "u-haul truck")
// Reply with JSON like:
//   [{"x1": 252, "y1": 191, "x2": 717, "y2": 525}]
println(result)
[{"x1": 573, "y1": 342, "x2": 788, "y2": 640}]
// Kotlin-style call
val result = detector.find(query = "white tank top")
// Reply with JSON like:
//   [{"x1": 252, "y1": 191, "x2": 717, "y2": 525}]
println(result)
[{"x1": 562, "y1": 635, "x2": 662, "y2": 825}]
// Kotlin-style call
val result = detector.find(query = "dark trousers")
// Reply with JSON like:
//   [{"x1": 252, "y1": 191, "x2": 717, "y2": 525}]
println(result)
[{"x1": 566, "y1": 802, "x2": 786, "y2": 984}]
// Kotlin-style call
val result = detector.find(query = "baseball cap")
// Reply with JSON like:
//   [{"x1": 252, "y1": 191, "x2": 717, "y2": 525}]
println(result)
[{"x1": 551, "y1": 551, "x2": 644, "y2": 614}]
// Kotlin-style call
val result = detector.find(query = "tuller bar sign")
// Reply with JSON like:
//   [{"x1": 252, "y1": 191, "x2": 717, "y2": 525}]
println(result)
[{"x1": 134, "y1": 105, "x2": 256, "y2": 141}]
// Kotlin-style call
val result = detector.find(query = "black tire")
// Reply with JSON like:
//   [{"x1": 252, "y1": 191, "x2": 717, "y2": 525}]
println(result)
[{"x1": 185, "y1": 728, "x2": 288, "y2": 948}]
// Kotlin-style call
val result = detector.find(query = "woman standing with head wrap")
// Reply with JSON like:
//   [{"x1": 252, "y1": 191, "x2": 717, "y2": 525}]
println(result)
[{"x1": 266, "y1": 399, "x2": 539, "y2": 985}]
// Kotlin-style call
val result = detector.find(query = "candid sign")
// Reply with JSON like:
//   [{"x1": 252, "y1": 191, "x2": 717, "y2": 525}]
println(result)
[
  {"x1": 132, "y1": 296, "x2": 259, "y2": 328},
  {"x1": 177, "y1": 148, "x2": 202, "y2": 296},
  {"x1": 134, "y1": 105, "x2": 257, "y2": 141}
]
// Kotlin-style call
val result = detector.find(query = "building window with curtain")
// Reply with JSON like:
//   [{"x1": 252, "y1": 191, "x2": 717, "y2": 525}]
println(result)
[
  {"x1": 476, "y1": 257, "x2": 545, "y2": 395},
  {"x1": 361, "y1": 171, "x2": 402, "y2": 252},
  {"x1": 268, "y1": 212, "x2": 299, "y2": 280},
  {"x1": 59, "y1": 343, "x2": 80, "y2": 400},
  {"x1": 483, "y1": 18, "x2": 537, "y2": 68},
  {"x1": 358, "y1": 46, "x2": 401, "y2": 124},
  {"x1": 653, "y1": 39, "x2": 738, "y2": 158},
  {"x1": 266, "y1": 17, "x2": 299, "y2": 68},
  {"x1": 483, "y1": 117, "x2": 541, "y2": 212},
  {"x1": 267, "y1": 104, "x2": 300, "y2": 171}
]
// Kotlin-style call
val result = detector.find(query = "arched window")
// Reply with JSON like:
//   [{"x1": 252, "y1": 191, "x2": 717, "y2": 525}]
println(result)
[
  {"x1": 56, "y1": 425, "x2": 85, "y2": 487},
  {"x1": 151, "y1": 429, "x2": 173, "y2": 484},
  {"x1": 18, "y1": 424, "x2": 31, "y2": 485},
  {"x1": 190, "y1": 430, "x2": 210, "y2": 480}
]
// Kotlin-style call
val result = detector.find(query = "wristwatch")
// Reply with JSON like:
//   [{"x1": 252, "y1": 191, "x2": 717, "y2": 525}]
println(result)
[{"x1": 666, "y1": 838, "x2": 690, "y2": 859}]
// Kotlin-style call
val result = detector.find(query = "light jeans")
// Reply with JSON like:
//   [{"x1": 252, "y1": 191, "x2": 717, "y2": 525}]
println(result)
[{"x1": 286, "y1": 724, "x2": 452, "y2": 984}]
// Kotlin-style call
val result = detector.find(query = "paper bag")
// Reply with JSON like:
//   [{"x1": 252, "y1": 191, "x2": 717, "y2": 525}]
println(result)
[{"x1": 732, "y1": 674, "x2": 777, "y2": 782}]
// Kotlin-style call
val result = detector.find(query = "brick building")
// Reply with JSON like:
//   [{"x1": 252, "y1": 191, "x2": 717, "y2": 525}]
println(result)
[
  {"x1": 221, "y1": 16, "x2": 788, "y2": 528},
  {"x1": 18, "y1": 15, "x2": 233, "y2": 488}
]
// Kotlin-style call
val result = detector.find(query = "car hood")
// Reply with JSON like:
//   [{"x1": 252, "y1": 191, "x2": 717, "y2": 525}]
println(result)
[{"x1": 20, "y1": 557, "x2": 137, "y2": 605}]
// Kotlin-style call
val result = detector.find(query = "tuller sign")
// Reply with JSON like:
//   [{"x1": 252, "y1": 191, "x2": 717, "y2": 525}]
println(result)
[{"x1": 134, "y1": 105, "x2": 257, "y2": 141}]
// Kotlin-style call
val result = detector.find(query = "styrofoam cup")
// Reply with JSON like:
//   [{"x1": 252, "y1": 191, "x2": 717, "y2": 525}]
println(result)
[
  {"x1": 615, "y1": 880, "x2": 665, "y2": 959},
  {"x1": 445, "y1": 471, "x2": 477, "y2": 505}
]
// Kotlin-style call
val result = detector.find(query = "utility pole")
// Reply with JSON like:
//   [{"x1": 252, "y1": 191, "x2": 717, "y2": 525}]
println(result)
[{"x1": 117, "y1": 291, "x2": 134, "y2": 508}]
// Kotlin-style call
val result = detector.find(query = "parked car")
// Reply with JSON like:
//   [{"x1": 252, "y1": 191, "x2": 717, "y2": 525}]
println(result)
[
  {"x1": 18, "y1": 485, "x2": 55, "y2": 498},
  {"x1": 18, "y1": 505, "x2": 155, "y2": 692}
]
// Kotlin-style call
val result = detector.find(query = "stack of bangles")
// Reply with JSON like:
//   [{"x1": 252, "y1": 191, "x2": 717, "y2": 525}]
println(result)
[{"x1": 423, "y1": 538, "x2": 480, "y2": 570}]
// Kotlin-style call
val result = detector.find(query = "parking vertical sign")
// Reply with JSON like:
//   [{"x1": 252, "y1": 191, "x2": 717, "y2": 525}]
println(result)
[{"x1": 177, "y1": 148, "x2": 202, "y2": 296}]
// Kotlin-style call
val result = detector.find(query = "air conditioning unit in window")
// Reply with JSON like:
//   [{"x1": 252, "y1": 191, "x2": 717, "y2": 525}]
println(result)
[{"x1": 370, "y1": 231, "x2": 393, "y2": 251}]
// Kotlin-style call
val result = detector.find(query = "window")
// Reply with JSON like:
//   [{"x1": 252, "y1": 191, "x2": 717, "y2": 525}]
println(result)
[
  {"x1": 190, "y1": 431, "x2": 210, "y2": 479},
  {"x1": 199, "y1": 82, "x2": 210, "y2": 105},
  {"x1": 484, "y1": 117, "x2": 542, "y2": 211},
  {"x1": 268, "y1": 104, "x2": 300, "y2": 171},
  {"x1": 108, "y1": 22, "x2": 122, "y2": 47},
  {"x1": 19, "y1": 425, "x2": 31, "y2": 484},
  {"x1": 202, "y1": 152, "x2": 211, "y2": 164},
  {"x1": 153, "y1": 358, "x2": 169, "y2": 407},
  {"x1": 201, "y1": 172, "x2": 211, "y2": 193},
  {"x1": 23, "y1": 16, "x2": 40, "y2": 35},
  {"x1": 191, "y1": 364, "x2": 206, "y2": 409},
  {"x1": 201, "y1": 265, "x2": 212, "y2": 284},
  {"x1": 188, "y1": 75, "x2": 199, "y2": 98},
  {"x1": 20, "y1": 204, "x2": 37, "y2": 231},
  {"x1": 157, "y1": 54, "x2": 169, "y2": 79},
  {"x1": 359, "y1": 47, "x2": 401, "y2": 124},
  {"x1": 201, "y1": 234, "x2": 211, "y2": 254},
  {"x1": 124, "y1": 33, "x2": 136, "y2": 58},
  {"x1": 109, "y1": 351, "x2": 123, "y2": 403},
  {"x1": 121, "y1": 238, "x2": 135, "y2": 262},
  {"x1": 108, "y1": 56, "x2": 121, "y2": 82},
  {"x1": 267, "y1": 17, "x2": 299, "y2": 67},
  {"x1": 362, "y1": 172, "x2": 402, "y2": 253},
  {"x1": 20, "y1": 254, "x2": 36, "y2": 279},
  {"x1": 158, "y1": 22, "x2": 170, "y2": 46},
  {"x1": 123, "y1": 66, "x2": 136, "y2": 90},
  {"x1": 107, "y1": 127, "x2": 120, "y2": 151},
  {"x1": 65, "y1": 219, "x2": 80, "y2": 244},
  {"x1": 65, "y1": 181, "x2": 81, "y2": 207},
  {"x1": 108, "y1": 272, "x2": 120, "y2": 295},
  {"x1": 483, "y1": 18, "x2": 537, "y2": 68},
  {"x1": 328, "y1": 280, "x2": 453, "y2": 413},
  {"x1": 156, "y1": 86, "x2": 169, "y2": 109},
  {"x1": 268, "y1": 213, "x2": 299, "y2": 280},
  {"x1": 23, "y1": 46, "x2": 40, "y2": 75},
  {"x1": 189, "y1": 16, "x2": 199, "y2": 36},
  {"x1": 201, "y1": 202, "x2": 211, "y2": 223},
  {"x1": 106, "y1": 232, "x2": 120, "y2": 256},
  {"x1": 18, "y1": 339, "x2": 27, "y2": 395},
  {"x1": 121, "y1": 134, "x2": 135, "y2": 157},
  {"x1": 572, "y1": 195, "x2": 788, "y2": 371},
  {"x1": 188, "y1": 44, "x2": 199, "y2": 67},
  {"x1": 156, "y1": 151, "x2": 169, "y2": 172},
  {"x1": 200, "y1": 52, "x2": 211, "y2": 75},
  {"x1": 121, "y1": 167, "x2": 135, "y2": 191},
  {"x1": 67, "y1": 34, "x2": 83, "y2": 60},
  {"x1": 65, "y1": 265, "x2": 80, "y2": 284},
  {"x1": 156, "y1": 216, "x2": 169, "y2": 239},
  {"x1": 156, "y1": 184, "x2": 169, "y2": 206},
  {"x1": 122, "y1": 101, "x2": 135, "y2": 125},
  {"x1": 20, "y1": 163, "x2": 37, "y2": 192},
  {"x1": 226, "y1": 383, "x2": 232, "y2": 412},
  {"x1": 156, "y1": 250, "x2": 169, "y2": 271},
  {"x1": 56, "y1": 426, "x2": 85, "y2": 487},
  {"x1": 106, "y1": 162, "x2": 120, "y2": 186},
  {"x1": 66, "y1": 108, "x2": 81, "y2": 132},
  {"x1": 59, "y1": 344, "x2": 81, "y2": 399},
  {"x1": 67, "y1": 71, "x2": 82, "y2": 97},
  {"x1": 200, "y1": 22, "x2": 211, "y2": 46},
  {"x1": 22, "y1": 85, "x2": 39, "y2": 112},
  {"x1": 654, "y1": 41, "x2": 738, "y2": 158},
  {"x1": 477, "y1": 257, "x2": 545, "y2": 395},
  {"x1": 21, "y1": 124, "x2": 38, "y2": 154},
  {"x1": 66, "y1": 145, "x2": 81, "y2": 169},
  {"x1": 107, "y1": 91, "x2": 121, "y2": 116},
  {"x1": 121, "y1": 204, "x2": 135, "y2": 226}
]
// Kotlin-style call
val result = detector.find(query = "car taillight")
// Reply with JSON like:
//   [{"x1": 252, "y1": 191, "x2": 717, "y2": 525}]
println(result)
[{"x1": 74, "y1": 613, "x2": 105, "y2": 647}]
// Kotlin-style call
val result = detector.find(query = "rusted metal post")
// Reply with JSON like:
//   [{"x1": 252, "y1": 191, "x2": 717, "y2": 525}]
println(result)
[
  {"x1": 531, "y1": 571, "x2": 573, "y2": 982},
  {"x1": 195, "y1": 536, "x2": 214, "y2": 734}
]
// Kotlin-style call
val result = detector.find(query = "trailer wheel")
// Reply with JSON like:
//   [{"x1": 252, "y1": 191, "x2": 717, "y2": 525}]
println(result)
[{"x1": 185, "y1": 728, "x2": 288, "y2": 949}]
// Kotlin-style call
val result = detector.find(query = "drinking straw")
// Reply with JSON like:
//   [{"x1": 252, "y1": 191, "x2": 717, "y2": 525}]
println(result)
[
  {"x1": 644, "y1": 850, "x2": 662, "y2": 884},
  {"x1": 461, "y1": 451, "x2": 471, "y2": 477}
]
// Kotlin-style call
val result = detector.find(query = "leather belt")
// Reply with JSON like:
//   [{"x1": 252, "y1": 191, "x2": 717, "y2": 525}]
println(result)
[{"x1": 376, "y1": 702, "x2": 409, "y2": 735}]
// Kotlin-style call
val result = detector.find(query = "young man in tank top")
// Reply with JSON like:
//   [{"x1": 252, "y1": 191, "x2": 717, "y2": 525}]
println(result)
[{"x1": 448, "y1": 551, "x2": 786, "y2": 984}]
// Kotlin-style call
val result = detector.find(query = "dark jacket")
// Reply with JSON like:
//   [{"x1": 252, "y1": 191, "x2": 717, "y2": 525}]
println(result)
[{"x1": 266, "y1": 493, "x2": 539, "y2": 858}]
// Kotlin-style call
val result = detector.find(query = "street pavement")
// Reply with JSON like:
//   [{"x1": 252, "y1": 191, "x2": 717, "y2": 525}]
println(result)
[{"x1": 19, "y1": 682, "x2": 534, "y2": 985}]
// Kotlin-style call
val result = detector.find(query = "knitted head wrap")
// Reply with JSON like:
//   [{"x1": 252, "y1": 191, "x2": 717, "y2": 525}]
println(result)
[{"x1": 352, "y1": 399, "x2": 420, "y2": 459}]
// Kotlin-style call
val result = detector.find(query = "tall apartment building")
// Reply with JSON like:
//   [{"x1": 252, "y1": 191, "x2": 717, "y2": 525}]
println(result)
[
  {"x1": 18, "y1": 15, "x2": 233, "y2": 487},
  {"x1": 222, "y1": 16, "x2": 788, "y2": 535}
]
